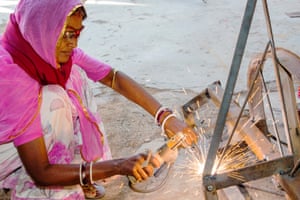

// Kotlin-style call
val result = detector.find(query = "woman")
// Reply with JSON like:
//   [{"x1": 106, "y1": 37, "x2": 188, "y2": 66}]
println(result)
[{"x1": 0, "y1": 0, "x2": 197, "y2": 199}]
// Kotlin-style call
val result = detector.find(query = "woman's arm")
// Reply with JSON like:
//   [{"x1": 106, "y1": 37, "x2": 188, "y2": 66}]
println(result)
[
  {"x1": 100, "y1": 69, "x2": 161, "y2": 117},
  {"x1": 17, "y1": 137, "x2": 156, "y2": 186},
  {"x1": 99, "y1": 69, "x2": 198, "y2": 144}
]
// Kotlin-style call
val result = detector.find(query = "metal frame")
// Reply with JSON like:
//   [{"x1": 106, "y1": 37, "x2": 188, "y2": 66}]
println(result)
[{"x1": 182, "y1": 0, "x2": 300, "y2": 199}]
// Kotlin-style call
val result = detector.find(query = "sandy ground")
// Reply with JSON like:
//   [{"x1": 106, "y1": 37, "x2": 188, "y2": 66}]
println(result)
[{"x1": 1, "y1": 0, "x2": 300, "y2": 199}]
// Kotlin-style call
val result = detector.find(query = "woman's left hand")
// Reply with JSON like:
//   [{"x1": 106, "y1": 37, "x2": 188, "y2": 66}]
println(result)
[{"x1": 163, "y1": 116, "x2": 198, "y2": 147}]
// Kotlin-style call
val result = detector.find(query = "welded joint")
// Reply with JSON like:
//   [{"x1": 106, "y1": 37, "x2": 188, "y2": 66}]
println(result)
[{"x1": 203, "y1": 175, "x2": 217, "y2": 192}]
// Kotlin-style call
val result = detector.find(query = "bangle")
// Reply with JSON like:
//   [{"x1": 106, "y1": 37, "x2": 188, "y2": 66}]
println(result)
[
  {"x1": 161, "y1": 113, "x2": 176, "y2": 133},
  {"x1": 154, "y1": 106, "x2": 163, "y2": 125},
  {"x1": 154, "y1": 106, "x2": 172, "y2": 126},
  {"x1": 111, "y1": 69, "x2": 118, "y2": 89},
  {"x1": 89, "y1": 161, "x2": 94, "y2": 184},
  {"x1": 79, "y1": 162, "x2": 87, "y2": 186}
]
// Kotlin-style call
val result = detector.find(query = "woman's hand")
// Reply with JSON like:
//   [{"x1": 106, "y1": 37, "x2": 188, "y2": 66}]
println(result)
[
  {"x1": 163, "y1": 116, "x2": 198, "y2": 147},
  {"x1": 119, "y1": 153, "x2": 160, "y2": 182}
]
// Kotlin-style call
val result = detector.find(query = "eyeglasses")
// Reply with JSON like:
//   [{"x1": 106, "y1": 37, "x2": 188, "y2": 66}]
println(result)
[{"x1": 62, "y1": 26, "x2": 85, "y2": 40}]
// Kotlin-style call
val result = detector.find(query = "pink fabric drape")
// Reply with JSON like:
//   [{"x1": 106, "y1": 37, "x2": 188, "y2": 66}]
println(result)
[{"x1": 0, "y1": 0, "x2": 112, "y2": 161}]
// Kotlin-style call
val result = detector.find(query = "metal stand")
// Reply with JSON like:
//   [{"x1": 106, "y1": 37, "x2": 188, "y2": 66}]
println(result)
[{"x1": 182, "y1": 0, "x2": 300, "y2": 199}]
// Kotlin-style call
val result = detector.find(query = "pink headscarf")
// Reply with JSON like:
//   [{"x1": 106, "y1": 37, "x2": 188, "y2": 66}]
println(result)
[{"x1": 0, "y1": 0, "x2": 111, "y2": 162}]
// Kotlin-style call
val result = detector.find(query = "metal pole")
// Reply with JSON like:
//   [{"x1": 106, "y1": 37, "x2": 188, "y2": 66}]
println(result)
[
  {"x1": 202, "y1": 0, "x2": 257, "y2": 196},
  {"x1": 215, "y1": 42, "x2": 272, "y2": 171},
  {"x1": 261, "y1": 0, "x2": 293, "y2": 153}
]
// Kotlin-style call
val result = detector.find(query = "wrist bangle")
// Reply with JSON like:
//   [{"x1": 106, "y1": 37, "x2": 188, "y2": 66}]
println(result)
[
  {"x1": 89, "y1": 161, "x2": 94, "y2": 184},
  {"x1": 154, "y1": 106, "x2": 173, "y2": 126},
  {"x1": 79, "y1": 162, "x2": 87, "y2": 186},
  {"x1": 161, "y1": 113, "x2": 176, "y2": 133},
  {"x1": 111, "y1": 69, "x2": 118, "y2": 89}
]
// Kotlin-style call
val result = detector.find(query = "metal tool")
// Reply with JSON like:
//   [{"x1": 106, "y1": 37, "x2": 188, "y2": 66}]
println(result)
[{"x1": 128, "y1": 131, "x2": 201, "y2": 193}]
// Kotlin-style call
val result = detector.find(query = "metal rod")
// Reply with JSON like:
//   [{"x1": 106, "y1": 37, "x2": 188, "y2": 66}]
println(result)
[
  {"x1": 215, "y1": 42, "x2": 271, "y2": 171},
  {"x1": 203, "y1": 155, "x2": 294, "y2": 190},
  {"x1": 261, "y1": 0, "x2": 293, "y2": 153},
  {"x1": 202, "y1": 0, "x2": 257, "y2": 177},
  {"x1": 260, "y1": 63, "x2": 284, "y2": 156}
]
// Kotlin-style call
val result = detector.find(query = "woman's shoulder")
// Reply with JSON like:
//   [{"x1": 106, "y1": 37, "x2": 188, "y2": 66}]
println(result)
[
  {"x1": 0, "y1": 43, "x2": 14, "y2": 64},
  {"x1": 0, "y1": 45, "x2": 38, "y2": 84}
]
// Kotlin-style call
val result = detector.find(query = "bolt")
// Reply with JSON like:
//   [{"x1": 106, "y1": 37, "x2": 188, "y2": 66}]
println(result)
[{"x1": 207, "y1": 185, "x2": 214, "y2": 192}]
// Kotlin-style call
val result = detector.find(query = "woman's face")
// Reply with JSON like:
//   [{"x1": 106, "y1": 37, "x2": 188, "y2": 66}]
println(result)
[{"x1": 55, "y1": 12, "x2": 84, "y2": 65}]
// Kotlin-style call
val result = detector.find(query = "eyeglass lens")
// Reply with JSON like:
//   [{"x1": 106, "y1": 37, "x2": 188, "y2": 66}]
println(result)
[{"x1": 63, "y1": 26, "x2": 84, "y2": 40}]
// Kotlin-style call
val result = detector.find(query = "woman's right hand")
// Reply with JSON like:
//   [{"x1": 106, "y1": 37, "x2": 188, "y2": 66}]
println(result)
[{"x1": 119, "y1": 153, "x2": 160, "y2": 182}]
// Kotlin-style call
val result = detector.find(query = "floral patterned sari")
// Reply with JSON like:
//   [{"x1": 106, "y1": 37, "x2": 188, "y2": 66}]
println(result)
[{"x1": 0, "y1": 68, "x2": 112, "y2": 199}]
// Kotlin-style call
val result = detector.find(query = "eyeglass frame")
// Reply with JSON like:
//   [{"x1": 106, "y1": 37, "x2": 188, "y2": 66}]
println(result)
[{"x1": 62, "y1": 26, "x2": 85, "y2": 40}]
